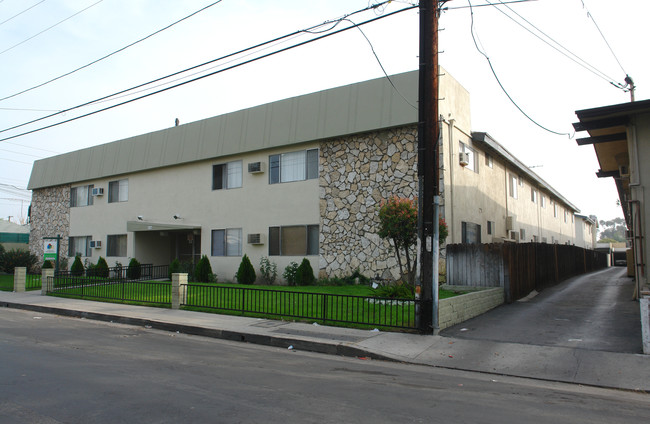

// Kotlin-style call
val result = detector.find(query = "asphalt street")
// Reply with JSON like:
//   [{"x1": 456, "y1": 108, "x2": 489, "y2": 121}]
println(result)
[
  {"x1": 1, "y1": 308, "x2": 649, "y2": 424},
  {"x1": 442, "y1": 267, "x2": 642, "y2": 354}
]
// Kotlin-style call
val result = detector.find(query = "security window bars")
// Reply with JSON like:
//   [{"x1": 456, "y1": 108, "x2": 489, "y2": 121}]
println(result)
[
  {"x1": 70, "y1": 185, "x2": 94, "y2": 207},
  {"x1": 212, "y1": 161, "x2": 242, "y2": 190},
  {"x1": 269, "y1": 149, "x2": 318, "y2": 184},
  {"x1": 269, "y1": 225, "x2": 319, "y2": 256},
  {"x1": 108, "y1": 179, "x2": 128, "y2": 203},
  {"x1": 211, "y1": 228, "x2": 242, "y2": 256},
  {"x1": 107, "y1": 234, "x2": 127, "y2": 257}
]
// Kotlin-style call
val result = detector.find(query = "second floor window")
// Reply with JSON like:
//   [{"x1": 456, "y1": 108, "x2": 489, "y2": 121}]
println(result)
[
  {"x1": 212, "y1": 161, "x2": 242, "y2": 190},
  {"x1": 70, "y1": 185, "x2": 94, "y2": 207},
  {"x1": 269, "y1": 149, "x2": 318, "y2": 184},
  {"x1": 108, "y1": 179, "x2": 128, "y2": 203}
]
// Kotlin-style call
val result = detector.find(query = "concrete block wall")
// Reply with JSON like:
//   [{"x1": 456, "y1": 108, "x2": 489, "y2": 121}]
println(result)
[{"x1": 439, "y1": 287, "x2": 504, "y2": 330}]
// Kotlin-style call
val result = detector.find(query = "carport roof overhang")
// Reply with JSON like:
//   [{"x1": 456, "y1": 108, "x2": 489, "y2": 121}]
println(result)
[
  {"x1": 126, "y1": 221, "x2": 201, "y2": 232},
  {"x1": 573, "y1": 99, "x2": 650, "y2": 226}
]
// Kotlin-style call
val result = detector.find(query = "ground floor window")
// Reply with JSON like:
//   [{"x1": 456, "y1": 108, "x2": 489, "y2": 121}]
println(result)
[
  {"x1": 269, "y1": 225, "x2": 319, "y2": 256},
  {"x1": 107, "y1": 234, "x2": 127, "y2": 257},
  {"x1": 68, "y1": 236, "x2": 91, "y2": 257},
  {"x1": 211, "y1": 228, "x2": 242, "y2": 256},
  {"x1": 461, "y1": 222, "x2": 481, "y2": 244}
]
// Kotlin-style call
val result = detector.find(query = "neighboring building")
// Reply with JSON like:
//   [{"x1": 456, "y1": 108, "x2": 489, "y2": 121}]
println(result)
[
  {"x1": 28, "y1": 69, "x2": 584, "y2": 282},
  {"x1": 575, "y1": 214, "x2": 597, "y2": 249},
  {"x1": 574, "y1": 99, "x2": 650, "y2": 298},
  {"x1": 0, "y1": 219, "x2": 30, "y2": 251}
]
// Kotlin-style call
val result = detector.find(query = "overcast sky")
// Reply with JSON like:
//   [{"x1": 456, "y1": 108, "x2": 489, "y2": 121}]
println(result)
[{"x1": 0, "y1": 0, "x2": 647, "y2": 231}]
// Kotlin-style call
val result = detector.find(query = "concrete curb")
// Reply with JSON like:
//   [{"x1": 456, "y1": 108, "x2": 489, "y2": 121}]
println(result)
[{"x1": 1, "y1": 301, "x2": 394, "y2": 362}]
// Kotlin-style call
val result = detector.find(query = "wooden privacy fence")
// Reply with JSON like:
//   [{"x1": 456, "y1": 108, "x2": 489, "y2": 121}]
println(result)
[{"x1": 446, "y1": 243, "x2": 608, "y2": 302}]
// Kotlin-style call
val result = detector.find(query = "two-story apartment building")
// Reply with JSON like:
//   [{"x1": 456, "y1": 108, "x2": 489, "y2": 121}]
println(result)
[{"x1": 28, "y1": 68, "x2": 584, "y2": 282}]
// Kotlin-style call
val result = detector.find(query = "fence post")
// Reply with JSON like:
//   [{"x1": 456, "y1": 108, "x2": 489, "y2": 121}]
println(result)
[
  {"x1": 171, "y1": 273, "x2": 187, "y2": 309},
  {"x1": 41, "y1": 268, "x2": 54, "y2": 295},
  {"x1": 13, "y1": 267, "x2": 26, "y2": 292}
]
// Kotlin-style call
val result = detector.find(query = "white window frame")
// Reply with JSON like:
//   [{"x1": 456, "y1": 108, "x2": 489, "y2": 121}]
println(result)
[
  {"x1": 459, "y1": 142, "x2": 478, "y2": 173},
  {"x1": 509, "y1": 174, "x2": 518, "y2": 199},
  {"x1": 211, "y1": 228, "x2": 242, "y2": 257},
  {"x1": 70, "y1": 185, "x2": 94, "y2": 207},
  {"x1": 212, "y1": 161, "x2": 243, "y2": 190},
  {"x1": 108, "y1": 179, "x2": 128, "y2": 203},
  {"x1": 269, "y1": 149, "x2": 318, "y2": 184}
]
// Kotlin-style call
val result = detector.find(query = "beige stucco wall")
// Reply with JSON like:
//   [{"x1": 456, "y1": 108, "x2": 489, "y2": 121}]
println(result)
[{"x1": 65, "y1": 142, "x2": 321, "y2": 281}]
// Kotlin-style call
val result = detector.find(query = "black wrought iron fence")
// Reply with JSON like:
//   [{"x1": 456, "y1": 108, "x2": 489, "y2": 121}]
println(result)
[
  {"x1": 183, "y1": 284, "x2": 418, "y2": 329},
  {"x1": 56, "y1": 264, "x2": 168, "y2": 282},
  {"x1": 50, "y1": 275, "x2": 170, "y2": 306},
  {"x1": 25, "y1": 273, "x2": 41, "y2": 290}
]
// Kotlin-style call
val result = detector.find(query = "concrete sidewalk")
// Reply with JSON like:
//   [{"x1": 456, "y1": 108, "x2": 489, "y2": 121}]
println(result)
[{"x1": 1, "y1": 290, "x2": 649, "y2": 392}]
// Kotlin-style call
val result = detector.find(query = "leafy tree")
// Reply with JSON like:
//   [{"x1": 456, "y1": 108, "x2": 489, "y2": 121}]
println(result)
[
  {"x1": 295, "y1": 258, "x2": 315, "y2": 286},
  {"x1": 1, "y1": 249, "x2": 38, "y2": 273},
  {"x1": 378, "y1": 197, "x2": 418, "y2": 284},
  {"x1": 598, "y1": 217, "x2": 626, "y2": 243},
  {"x1": 236, "y1": 254, "x2": 256, "y2": 284},
  {"x1": 70, "y1": 255, "x2": 84, "y2": 276}
]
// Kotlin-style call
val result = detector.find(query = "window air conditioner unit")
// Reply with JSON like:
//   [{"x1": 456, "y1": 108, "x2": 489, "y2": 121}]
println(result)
[
  {"x1": 247, "y1": 233, "x2": 265, "y2": 245},
  {"x1": 510, "y1": 231, "x2": 520, "y2": 242},
  {"x1": 92, "y1": 187, "x2": 104, "y2": 196},
  {"x1": 505, "y1": 216, "x2": 514, "y2": 231},
  {"x1": 90, "y1": 240, "x2": 102, "y2": 248},
  {"x1": 459, "y1": 152, "x2": 470, "y2": 167},
  {"x1": 618, "y1": 165, "x2": 629, "y2": 178},
  {"x1": 248, "y1": 162, "x2": 264, "y2": 174}
]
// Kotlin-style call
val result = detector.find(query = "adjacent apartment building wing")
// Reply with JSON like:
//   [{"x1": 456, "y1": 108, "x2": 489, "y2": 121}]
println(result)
[{"x1": 28, "y1": 68, "x2": 583, "y2": 282}]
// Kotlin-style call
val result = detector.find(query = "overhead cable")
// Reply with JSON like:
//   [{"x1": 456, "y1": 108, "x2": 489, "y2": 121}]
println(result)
[
  {"x1": 468, "y1": 1, "x2": 572, "y2": 137},
  {"x1": 0, "y1": 0, "x2": 104, "y2": 56},
  {"x1": 0, "y1": 0, "x2": 224, "y2": 102},
  {"x1": 0, "y1": 2, "x2": 413, "y2": 141}
]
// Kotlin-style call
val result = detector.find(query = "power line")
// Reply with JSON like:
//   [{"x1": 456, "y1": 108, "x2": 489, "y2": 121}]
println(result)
[
  {"x1": 3, "y1": 141, "x2": 61, "y2": 154},
  {"x1": 488, "y1": 0, "x2": 625, "y2": 90},
  {"x1": 580, "y1": 0, "x2": 627, "y2": 76},
  {"x1": 0, "y1": 0, "x2": 224, "y2": 103},
  {"x1": 0, "y1": 2, "x2": 415, "y2": 142},
  {"x1": 0, "y1": 147, "x2": 45, "y2": 158},
  {"x1": 467, "y1": 1, "x2": 572, "y2": 137},
  {"x1": 1, "y1": 1, "x2": 395, "y2": 135},
  {"x1": 0, "y1": 0, "x2": 47, "y2": 27},
  {"x1": 0, "y1": 0, "x2": 103, "y2": 56}
]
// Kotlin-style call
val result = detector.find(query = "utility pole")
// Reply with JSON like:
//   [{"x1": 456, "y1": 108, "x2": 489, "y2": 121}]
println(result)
[{"x1": 417, "y1": 0, "x2": 440, "y2": 333}]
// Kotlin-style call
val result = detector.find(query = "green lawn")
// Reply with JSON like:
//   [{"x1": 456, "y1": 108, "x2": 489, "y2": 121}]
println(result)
[
  {"x1": 0, "y1": 273, "x2": 41, "y2": 291},
  {"x1": 47, "y1": 278, "x2": 463, "y2": 331}
]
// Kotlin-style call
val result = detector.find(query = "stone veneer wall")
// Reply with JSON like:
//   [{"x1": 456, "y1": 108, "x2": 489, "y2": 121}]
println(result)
[
  {"x1": 29, "y1": 185, "x2": 71, "y2": 264},
  {"x1": 319, "y1": 125, "x2": 418, "y2": 280}
]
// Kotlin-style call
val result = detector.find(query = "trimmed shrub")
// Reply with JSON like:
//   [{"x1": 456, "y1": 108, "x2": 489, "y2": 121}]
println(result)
[
  {"x1": 194, "y1": 255, "x2": 213, "y2": 283},
  {"x1": 283, "y1": 261, "x2": 299, "y2": 286},
  {"x1": 42, "y1": 260, "x2": 53, "y2": 269},
  {"x1": 95, "y1": 257, "x2": 109, "y2": 278},
  {"x1": 169, "y1": 259, "x2": 181, "y2": 280},
  {"x1": 236, "y1": 254, "x2": 256, "y2": 284},
  {"x1": 0, "y1": 249, "x2": 38, "y2": 274},
  {"x1": 259, "y1": 256, "x2": 277, "y2": 285},
  {"x1": 295, "y1": 258, "x2": 315, "y2": 286},
  {"x1": 70, "y1": 255, "x2": 84, "y2": 276},
  {"x1": 373, "y1": 281, "x2": 415, "y2": 299},
  {"x1": 127, "y1": 258, "x2": 141, "y2": 280}
]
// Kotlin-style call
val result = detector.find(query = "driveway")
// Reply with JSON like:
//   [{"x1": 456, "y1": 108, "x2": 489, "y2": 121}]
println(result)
[{"x1": 441, "y1": 267, "x2": 643, "y2": 354}]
